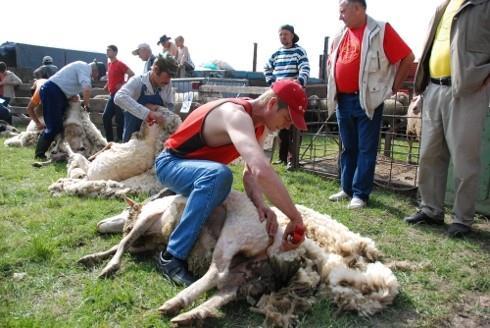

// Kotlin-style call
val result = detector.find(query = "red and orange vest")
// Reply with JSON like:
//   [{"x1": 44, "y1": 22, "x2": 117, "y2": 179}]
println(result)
[{"x1": 165, "y1": 98, "x2": 265, "y2": 164}]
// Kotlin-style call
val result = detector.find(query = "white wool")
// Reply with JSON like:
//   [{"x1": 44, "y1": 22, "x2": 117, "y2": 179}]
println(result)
[
  {"x1": 79, "y1": 110, "x2": 107, "y2": 153},
  {"x1": 86, "y1": 107, "x2": 180, "y2": 181},
  {"x1": 49, "y1": 178, "x2": 130, "y2": 198},
  {"x1": 4, "y1": 130, "x2": 40, "y2": 147},
  {"x1": 119, "y1": 169, "x2": 164, "y2": 194}
]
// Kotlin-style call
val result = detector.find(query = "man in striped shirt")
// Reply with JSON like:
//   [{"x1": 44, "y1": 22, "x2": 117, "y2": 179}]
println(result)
[{"x1": 264, "y1": 25, "x2": 310, "y2": 168}]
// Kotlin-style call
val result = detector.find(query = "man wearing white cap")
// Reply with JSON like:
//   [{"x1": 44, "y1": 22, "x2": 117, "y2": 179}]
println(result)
[{"x1": 132, "y1": 43, "x2": 156, "y2": 73}]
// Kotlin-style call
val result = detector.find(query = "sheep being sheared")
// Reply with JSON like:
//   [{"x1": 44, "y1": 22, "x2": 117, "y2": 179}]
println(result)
[
  {"x1": 80, "y1": 190, "x2": 399, "y2": 326},
  {"x1": 48, "y1": 107, "x2": 181, "y2": 197},
  {"x1": 68, "y1": 107, "x2": 180, "y2": 181},
  {"x1": 5, "y1": 101, "x2": 107, "y2": 162}
]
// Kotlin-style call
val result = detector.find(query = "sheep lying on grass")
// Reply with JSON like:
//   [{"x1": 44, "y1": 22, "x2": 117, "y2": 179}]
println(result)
[
  {"x1": 0, "y1": 120, "x2": 20, "y2": 137},
  {"x1": 80, "y1": 190, "x2": 399, "y2": 326},
  {"x1": 48, "y1": 107, "x2": 181, "y2": 197}
]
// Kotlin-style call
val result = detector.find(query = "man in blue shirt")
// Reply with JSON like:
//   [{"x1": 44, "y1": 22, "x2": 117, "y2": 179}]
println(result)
[{"x1": 264, "y1": 25, "x2": 310, "y2": 169}]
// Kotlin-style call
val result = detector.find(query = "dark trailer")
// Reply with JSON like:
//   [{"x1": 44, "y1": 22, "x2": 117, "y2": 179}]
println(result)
[{"x1": 0, "y1": 41, "x2": 106, "y2": 81}]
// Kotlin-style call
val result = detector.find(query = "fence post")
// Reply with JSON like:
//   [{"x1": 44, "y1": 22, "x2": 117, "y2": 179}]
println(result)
[{"x1": 252, "y1": 42, "x2": 258, "y2": 72}]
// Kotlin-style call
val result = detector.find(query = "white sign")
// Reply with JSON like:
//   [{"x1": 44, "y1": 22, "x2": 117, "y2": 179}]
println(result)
[{"x1": 180, "y1": 92, "x2": 194, "y2": 114}]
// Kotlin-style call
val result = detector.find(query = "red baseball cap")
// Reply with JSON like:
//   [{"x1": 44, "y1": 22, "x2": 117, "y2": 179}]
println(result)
[{"x1": 272, "y1": 80, "x2": 308, "y2": 131}]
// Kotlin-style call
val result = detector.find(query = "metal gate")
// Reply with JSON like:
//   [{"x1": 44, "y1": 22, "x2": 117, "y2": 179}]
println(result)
[{"x1": 292, "y1": 92, "x2": 421, "y2": 191}]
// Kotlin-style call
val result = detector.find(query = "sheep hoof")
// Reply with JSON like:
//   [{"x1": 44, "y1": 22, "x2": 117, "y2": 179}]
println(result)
[
  {"x1": 170, "y1": 308, "x2": 218, "y2": 327},
  {"x1": 98, "y1": 263, "x2": 120, "y2": 278},
  {"x1": 78, "y1": 255, "x2": 101, "y2": 267},
  {"x1": 158, "y1": 300, "x2": 183, "y2": 317},
  {"x1": 170, "y1": 314, "x2": 196, "y2": 327}
]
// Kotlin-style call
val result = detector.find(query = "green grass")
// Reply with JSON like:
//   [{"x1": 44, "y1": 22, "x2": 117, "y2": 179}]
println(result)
[{"x1": 1, "y1": 137, "x2": 489, "y2": 328}]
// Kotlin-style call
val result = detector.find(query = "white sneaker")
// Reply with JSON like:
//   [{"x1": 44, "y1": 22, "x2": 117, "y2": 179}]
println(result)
[
  {"x1": 347, "y1": 197, "x2": 366, "y2": 209},
  {"x1": 328, "y1": 190, "x2": 350, "y2": 201}
]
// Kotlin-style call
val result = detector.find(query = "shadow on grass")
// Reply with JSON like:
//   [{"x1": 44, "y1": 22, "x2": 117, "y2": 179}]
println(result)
[{"x1": 402, "y1": 220, "x2": 490, "y2": 254}]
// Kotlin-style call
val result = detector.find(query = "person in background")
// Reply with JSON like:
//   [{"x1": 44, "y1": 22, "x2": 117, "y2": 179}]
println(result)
[
  {"x1": 157, "y1": 35, "x2": 178, "y2": 58},
  {"x1": 175, "y1": 36, "x2": 195, "y2": 78},
  {"x1": 132, "y1": 43, "x2": 156, "y2": 73},
  {"x1": 154, "y1": 80, "x2": 307, "y2": 286},
  {"x1": 34, "y1": 61, "x2": 100, "y2": 159},
  {"x1": 25, "y1": 79, "x2": 47, "y2": 130},
  {"x1": 264, "y1": 24, "x2": 310, "y2": 170},
  {"x1": 0, "y1": 61, "x2": 23, "y2": 101},
  {"x1": 33, "y1": 56, "x2": 59, "y2": 79},
  {"x1": 114, "y1": 55, "x2": 176, "y2": 142},
  {"x1": 404, "y1": 0, "x2": 490, "y2": 237},
  {"x1": 102, "y1": 45, "x2": 134, "y2": 142},
  {"x1": 327, "y1": 0, "x2": 414, "y2": 209}
]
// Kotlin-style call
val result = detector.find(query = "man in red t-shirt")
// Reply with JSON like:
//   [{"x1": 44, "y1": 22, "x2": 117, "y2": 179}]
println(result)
[
  {"x1": 327, "y1": 0, "x2": 414, "y2": 209},
  {"x1": 102, "y1": 45, "x2": 134, "y2": 141}
]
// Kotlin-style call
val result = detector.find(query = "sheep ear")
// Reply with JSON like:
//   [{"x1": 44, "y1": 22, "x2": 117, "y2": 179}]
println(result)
[{"x1": 124, "y1": 196, "x2": 137, "y2": 207}]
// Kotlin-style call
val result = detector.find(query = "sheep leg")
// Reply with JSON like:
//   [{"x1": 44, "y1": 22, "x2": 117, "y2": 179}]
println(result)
[
  {"x1": 407, "y1": 138, "x2": 414, "y2": 164},
  {"x1": 98, "y1": 211, "x2": 162, "y2": 278},
  {"x1": 169, "y1": 287, "x2": 238, "y2": 326},
  {"x1": 159, "y1": 263, "x2": 220, "y2": 316},
  {"x1": 87, "y1": 142, "x2": 113, "y2": 161},
  {"x1": 383, "y1": 129, "x2": 393, "y2": 157},
  {"x1": 78, "y1": 245, "x2": 118, "y2": 267},
  {"x1": 96, "y1": 209, "x2": 129, "y2": 234}
]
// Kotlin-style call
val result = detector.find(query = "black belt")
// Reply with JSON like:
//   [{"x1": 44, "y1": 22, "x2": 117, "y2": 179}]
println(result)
[
  {"x1": 338, "y1": 91, "x2": 359, "y2": 96},
  {"x1": 430, "y1": 77, "x2": 451, "y2": 86}
]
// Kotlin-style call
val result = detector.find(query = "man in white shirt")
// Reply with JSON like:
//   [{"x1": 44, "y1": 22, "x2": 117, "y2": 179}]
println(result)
[
  {"x1": 34, "y1": 61, "x2": 100, "y2": 159},
  {"x1": 115, "y1": 55, "x2": 176, "y2": 142}
]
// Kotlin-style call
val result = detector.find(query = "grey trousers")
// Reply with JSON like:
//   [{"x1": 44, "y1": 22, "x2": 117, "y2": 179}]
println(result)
[{"x1": 418, "y1": 82, "x2": 490, "y2": 226}]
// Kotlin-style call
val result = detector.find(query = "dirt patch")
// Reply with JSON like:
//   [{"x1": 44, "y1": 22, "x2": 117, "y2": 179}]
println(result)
[{"x1": 447, "y1": 293, "x2": 490, "y2": 328}]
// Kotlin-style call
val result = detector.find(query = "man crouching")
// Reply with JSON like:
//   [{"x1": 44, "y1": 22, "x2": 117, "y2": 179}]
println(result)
[{"x1": 154, "y1": 80, "x2": 308, "y2": 286}]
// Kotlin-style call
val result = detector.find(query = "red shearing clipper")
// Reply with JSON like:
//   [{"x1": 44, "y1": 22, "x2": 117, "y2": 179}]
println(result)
[{"x1": 287, "y1": 224, "x2": 305, "y2": 244}]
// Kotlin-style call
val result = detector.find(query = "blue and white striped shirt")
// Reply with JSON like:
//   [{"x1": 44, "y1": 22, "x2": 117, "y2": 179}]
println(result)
[{"x1": 264, "y1": 45, "x2": 310, "y2": 86}]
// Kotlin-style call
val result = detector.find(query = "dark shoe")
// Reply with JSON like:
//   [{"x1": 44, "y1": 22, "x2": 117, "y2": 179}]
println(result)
[
  {"x1": 286, "y1": 161, "x2": 294, "y2": 171},
  {"x1": 155, "y1": 251, "x2": 195, "y2": 286},
  {"x1": 404, "y1": 211, "x2": 444, "y2": 225},
  {"x1": 34, "y1": 135, "x2": 52, "y2": 160},
  {"x1": 447, "y1": 223, "x2": 471, "y2": 238}
]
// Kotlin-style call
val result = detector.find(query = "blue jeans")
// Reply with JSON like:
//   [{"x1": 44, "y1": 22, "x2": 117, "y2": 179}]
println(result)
[
  {"x1": 39, "y1": 81, "x2": 69, "y2": 141},
  {"x1": 122, "y1": 111, "x2": 143, "y2": 142},
  {"x1": 102, "y1": 95, "x2": 124, "y2": 142},
  {"x1": 155, "y1": 151, "x2": 233, "y2": 260},
  {"x1": 336, "y1": 94, "x2": 383, "y2": 201}
]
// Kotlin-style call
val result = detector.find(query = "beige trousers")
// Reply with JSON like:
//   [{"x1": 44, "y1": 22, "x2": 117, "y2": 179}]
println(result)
[{"x1": 418, "y1": 82, "x2": 490, "y2": 226}]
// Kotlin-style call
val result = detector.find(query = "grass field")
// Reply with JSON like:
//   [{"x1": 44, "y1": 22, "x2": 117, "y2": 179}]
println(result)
[{"x1": 1, "y1": 138, "x2": 489, "y2": 328}]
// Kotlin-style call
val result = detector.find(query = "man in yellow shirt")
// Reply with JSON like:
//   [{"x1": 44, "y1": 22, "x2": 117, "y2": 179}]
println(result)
[{"x1": 404, "y1": 0, "x2": 490, "y2": 237}]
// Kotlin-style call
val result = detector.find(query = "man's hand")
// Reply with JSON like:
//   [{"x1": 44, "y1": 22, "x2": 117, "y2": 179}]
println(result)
[
  {"x1": 281, "y1": 219, "x2": 305, "y2": 252},
  {"x1": 145, "y1": 104, "x2": 160, "y2": 111},
  {"x1": 35, "y1": 121, "x2": 45, "y2": 130},
  {"x1": 257, "y1": 206, "x2": 278, "y2": 236},
  {"x1": 145, "y1": 111, "x2": 165, "y2": 126}
]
